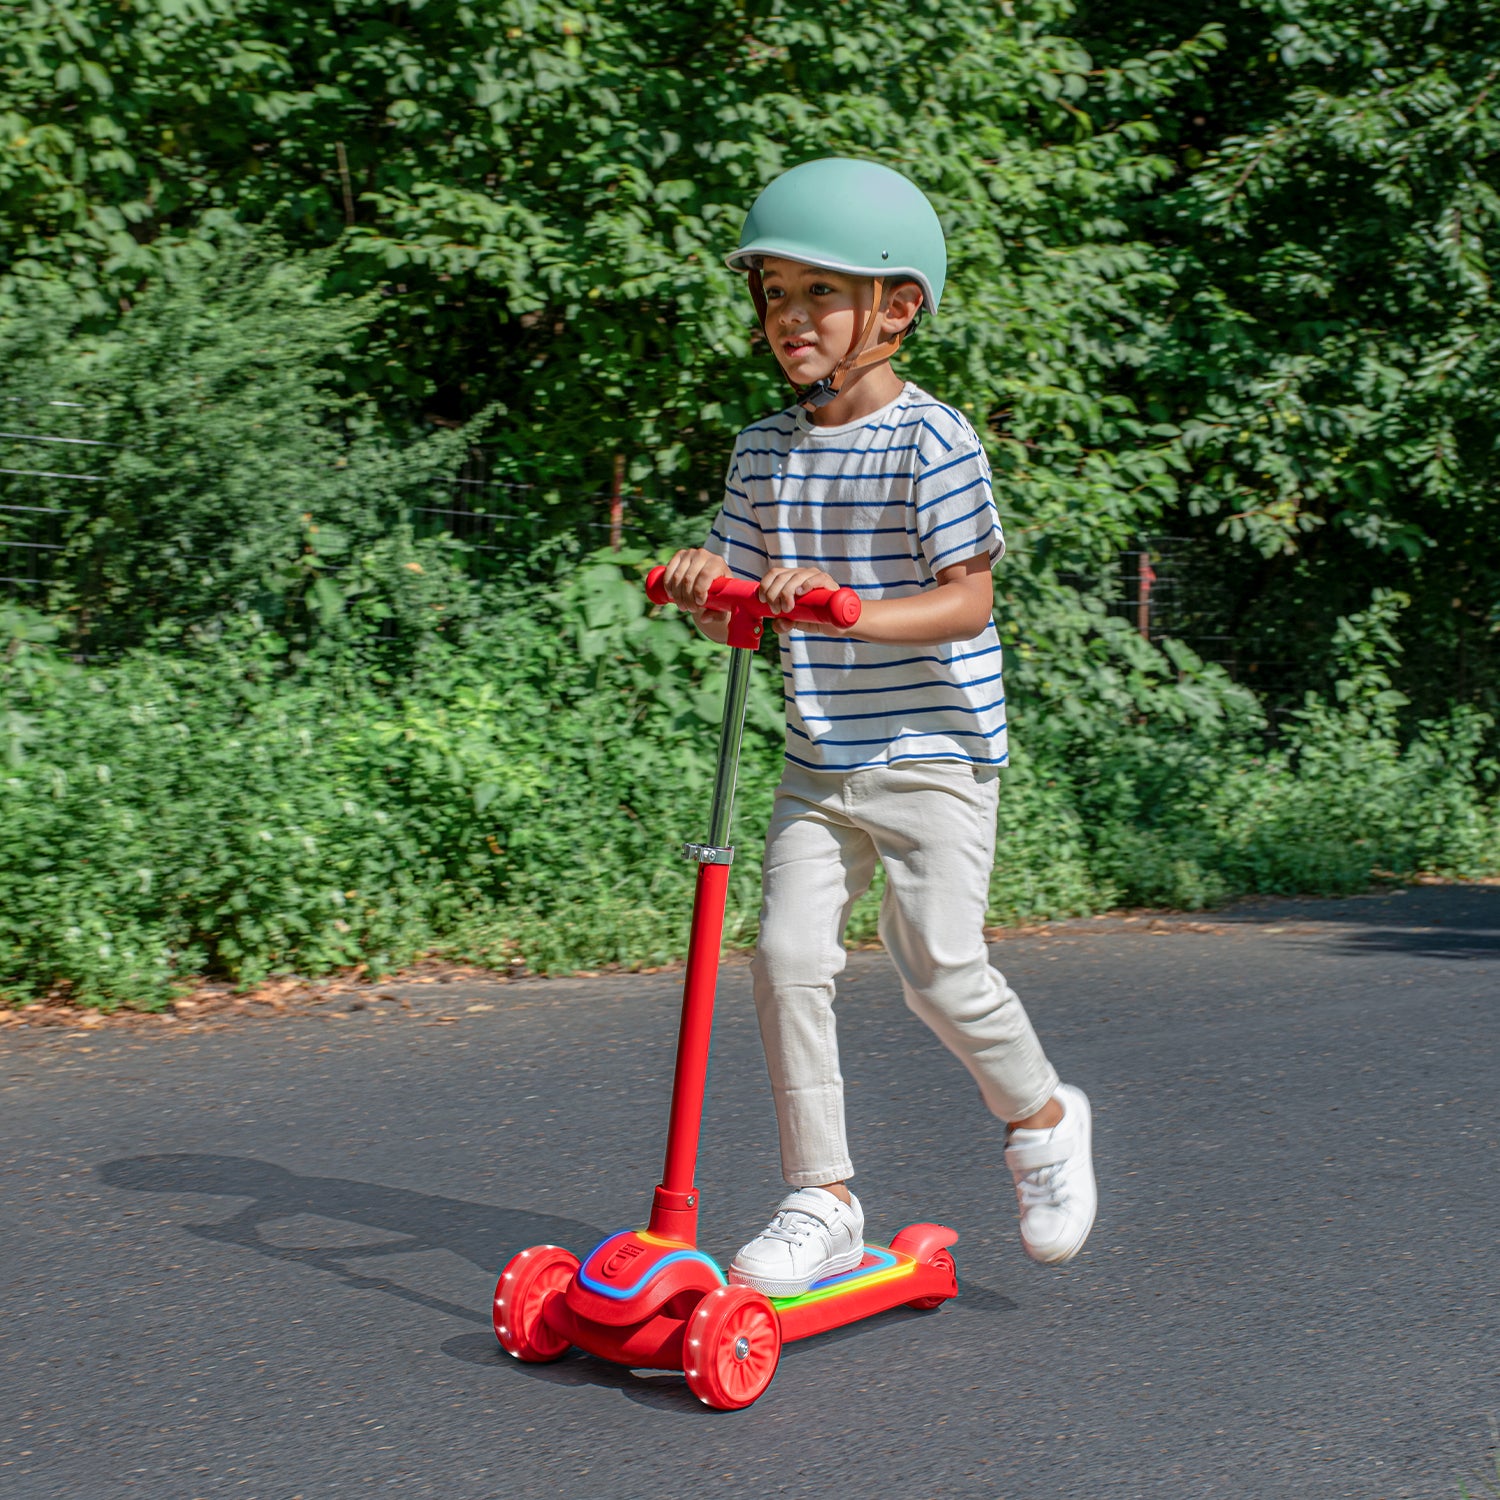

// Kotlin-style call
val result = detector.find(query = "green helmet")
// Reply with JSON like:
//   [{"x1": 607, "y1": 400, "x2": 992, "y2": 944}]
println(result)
[{"x1": 726, "y1": 157, "x2": 947, "y2": 313}]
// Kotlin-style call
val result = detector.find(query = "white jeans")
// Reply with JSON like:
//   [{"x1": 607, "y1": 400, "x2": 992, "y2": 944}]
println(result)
[{"x1": 751, "y1": 759, "x2": 1060, "y2": 1187}]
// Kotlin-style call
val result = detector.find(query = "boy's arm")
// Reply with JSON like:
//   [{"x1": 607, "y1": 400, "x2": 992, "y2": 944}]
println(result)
[{"x1": 761, "y1": 553, "x2": 994, "y2": 645}]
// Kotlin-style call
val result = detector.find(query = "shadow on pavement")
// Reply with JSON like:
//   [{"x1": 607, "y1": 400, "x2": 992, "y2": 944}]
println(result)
[
  {"x1": 1330, "y1": 924, "x2": 1500, "y2": 961},
  {"x1": 99, "y1": 1153, "x2": 1015, "y2": 1409},
  {"x1": 1215, "y1": 883, "x2": 1500, "y2": 962},
  {"x1": 441, "y1": 1330, "x2": 707, "y2": 1411},
  {"x1": 97, "y1": 1152, "x2": 603, "y2": 1330}
]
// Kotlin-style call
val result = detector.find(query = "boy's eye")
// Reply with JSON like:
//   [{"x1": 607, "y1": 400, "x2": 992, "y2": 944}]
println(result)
[{"x1": 809, "y1": 283, "x2": 835, "y2": 296}]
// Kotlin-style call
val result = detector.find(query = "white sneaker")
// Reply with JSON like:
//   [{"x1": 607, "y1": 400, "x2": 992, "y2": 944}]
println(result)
[
  {"x1": 1006, "y1": 1083, "x2": 1096, "y2": 1264},
  {"x1": 728, "y1": 1187, "x2": 865, "y2": 1297}
]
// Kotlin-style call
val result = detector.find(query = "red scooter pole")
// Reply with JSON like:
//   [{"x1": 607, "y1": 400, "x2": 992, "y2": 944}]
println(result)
[
  {"x1": 642, "y1": 567, "x2": 861, "y2": 1243},
  {"x1": 493, "y1": 567, "x2": 957, "y2": 1410}
]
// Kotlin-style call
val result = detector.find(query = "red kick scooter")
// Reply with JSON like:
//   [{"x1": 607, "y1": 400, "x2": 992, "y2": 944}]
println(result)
[{"x1": 493, "y1": 567, "x2": 958, "y2": 1409}]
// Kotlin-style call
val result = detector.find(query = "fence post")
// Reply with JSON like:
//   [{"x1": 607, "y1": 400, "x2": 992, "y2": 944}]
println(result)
[
  {"x1": 1137, "y1": 548, "x2": 1156, "y2": 641},
  {"x1": 335, "y1": 143, "x2": 356, "y2": 226},
  {"x1": 610, "y1": 453, "x2": 624, "y2": 551}
]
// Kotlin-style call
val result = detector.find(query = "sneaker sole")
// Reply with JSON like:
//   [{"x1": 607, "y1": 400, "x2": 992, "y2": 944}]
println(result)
[{"x1": 727, "y1": 1243, "x2": 866, "y2": 1298}]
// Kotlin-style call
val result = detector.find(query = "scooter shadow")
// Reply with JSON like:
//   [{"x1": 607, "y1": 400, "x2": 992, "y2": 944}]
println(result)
[
  {"x1": 446, "y1": 1263, "x2": 1017, "y2": 1411},
  {"x1": 96, "y1": 1151, "x2": 602, "y2": 1332},
  {"x1": 99, "y1": 1153, "x2": 1015, "y2": 1412},
  {"x1": 440, "y1": 1285, "x2": 1007, "y2": 1415}
]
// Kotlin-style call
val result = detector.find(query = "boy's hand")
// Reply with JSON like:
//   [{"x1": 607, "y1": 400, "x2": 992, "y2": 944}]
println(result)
[
  {"x1": 661, "y1": 547, "x2": 730, "y2": 608},
  {"x1": 758, "y1": 567, "x2": 854, "y2": 637},
  {"x1": 660, "y1": 548, "x2": 732, "y2": 638}
]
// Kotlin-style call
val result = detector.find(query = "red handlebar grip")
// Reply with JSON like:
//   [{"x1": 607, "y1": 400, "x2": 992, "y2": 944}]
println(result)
[
  {"x1": 643, "y1": 565, "x2": 861, "y2": 628},
  {"x1": 795, "y1": 586, "x2": 862, "y2": 629}
]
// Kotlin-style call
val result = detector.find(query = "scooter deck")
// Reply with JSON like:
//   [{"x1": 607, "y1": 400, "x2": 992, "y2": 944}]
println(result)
[
  {"x1": 771, "y1": 1242, "x2": 951, "y2": 1342},
  {"x1": 509, "y1": 1222, "x2": 956, "y2": 1373}
]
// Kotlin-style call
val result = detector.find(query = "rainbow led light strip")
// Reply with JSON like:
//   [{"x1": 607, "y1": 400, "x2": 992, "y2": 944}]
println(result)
[
  {"x1": 769, "y1": 1246, "x2": 912, "y2": 1311},
  {"x1": 576, "y1": 1229, "x2": 727, "y2": 1301}
]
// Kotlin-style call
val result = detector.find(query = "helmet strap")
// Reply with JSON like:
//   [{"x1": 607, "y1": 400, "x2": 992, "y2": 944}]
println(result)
[{"x1": 748, "y1": 269, "x2": 907, "y2": 411}]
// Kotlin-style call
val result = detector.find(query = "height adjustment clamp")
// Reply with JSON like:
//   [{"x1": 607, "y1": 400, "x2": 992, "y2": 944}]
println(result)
[{"x1": 682, "y1": 843, "x2": 735, "y2": 866}]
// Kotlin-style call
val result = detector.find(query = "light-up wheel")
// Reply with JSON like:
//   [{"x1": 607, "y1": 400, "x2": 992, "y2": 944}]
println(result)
[
  {"x1": 683, "y1": 1284, "x2": 782, "y2": 1409},
  {"x1": 493, "y1": 1244, "x2": 577, "y2": 1362}
]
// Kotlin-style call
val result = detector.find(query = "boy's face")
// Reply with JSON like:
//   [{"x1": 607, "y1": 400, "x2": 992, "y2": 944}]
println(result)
[{"x1": 757, "y1": 256, "x2": 919, "y2": 386}]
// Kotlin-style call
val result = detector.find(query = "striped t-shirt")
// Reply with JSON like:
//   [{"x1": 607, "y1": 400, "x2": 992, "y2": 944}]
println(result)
[{"x1": 704, "y1": 382, "x2": 1008, "y2": 772}]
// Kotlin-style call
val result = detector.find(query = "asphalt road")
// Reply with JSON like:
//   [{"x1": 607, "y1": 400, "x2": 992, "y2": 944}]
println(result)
[{"x1": 2, "y1": 885, "x2": 1496, "y2": 1500}]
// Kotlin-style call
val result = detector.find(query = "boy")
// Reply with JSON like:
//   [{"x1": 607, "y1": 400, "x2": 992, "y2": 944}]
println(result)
[{"x1": 660, "y1": 157, "x2": 1095, "y2": 1294}]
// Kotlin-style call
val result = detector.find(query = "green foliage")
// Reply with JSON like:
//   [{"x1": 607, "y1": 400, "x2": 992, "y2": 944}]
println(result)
[
  {"x1": 3, "y1": 562, "x2": 1495, "y2": 1009},
  {"x1": 1083, "y1": 0, "x2": 1500, "y2": 720},
  {"x1": 1, "y1": 1, "x2": 1498, "y2": 1007},
  {"x1": 7, "y1": 0, "x2": 1493, "y2": 717},
  {"x1": 1033, "y1": 588, "x2": 1500, "y2": 916},
  {"x1": 0, "y1": 0, "x2": 1226, "y2": 556},
  {"x1": 0, "y1": 241, "x2": 490, "y2": 654},
  {"x1": 0, "y1": 553, "x2": 787, "y2": 1006}
]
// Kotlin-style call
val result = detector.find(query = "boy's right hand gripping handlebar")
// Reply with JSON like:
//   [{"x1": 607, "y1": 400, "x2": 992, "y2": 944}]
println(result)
[{"x1": 645, "y1": 566, "x2": 861, "y2": 648}]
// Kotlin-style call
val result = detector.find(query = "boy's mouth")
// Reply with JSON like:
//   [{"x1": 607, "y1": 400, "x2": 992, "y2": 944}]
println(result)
[{"x1": 782, "y1": 338, "x2": 815, "y2": 357}]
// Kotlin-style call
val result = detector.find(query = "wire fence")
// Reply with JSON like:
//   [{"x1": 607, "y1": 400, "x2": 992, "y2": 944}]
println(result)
[
  {"x1": 407, "y1": 443, "x2": 662, "y2": 567},
  {"x1": 0, "y1": 402, "x2": 671, "y2": 603},
  {"x1": 3, "y1": 402, "x2": 1278, "y2": 689},
  {"x1": 0, "y1": 400, "x2": 101, "y2": 594}
]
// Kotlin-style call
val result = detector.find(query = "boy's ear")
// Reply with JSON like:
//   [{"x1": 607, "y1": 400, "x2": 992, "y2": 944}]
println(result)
[{"x1": 883, "y1": 280, "x2": 925, "y2": 335}]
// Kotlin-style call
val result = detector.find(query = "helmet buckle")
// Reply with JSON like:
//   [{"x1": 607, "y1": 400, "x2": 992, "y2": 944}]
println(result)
[{"x1": 799, "y1": 378, "x2": 839, "y2": 410}]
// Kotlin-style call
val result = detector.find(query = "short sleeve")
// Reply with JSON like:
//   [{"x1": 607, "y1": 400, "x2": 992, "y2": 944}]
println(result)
[
  {"x1": 913, "y1": 435, "x2": 1005, "y2": 575},
  {"x1": 703, "y1": 452, "x2": 769, "y2": 581}
]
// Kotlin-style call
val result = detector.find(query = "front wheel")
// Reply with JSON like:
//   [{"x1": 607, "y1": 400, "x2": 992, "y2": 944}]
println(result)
[
  {"x1": 683, "y1": 1284, "x2": 782, "y2": 1410},
  {"x1": 493, "y1": 1244, "x2": 577, "y2": 1362}
]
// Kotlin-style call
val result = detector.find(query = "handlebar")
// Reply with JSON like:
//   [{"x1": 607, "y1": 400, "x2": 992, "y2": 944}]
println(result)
[{"x1": 645, "y1": 565, "x2": 862, "y2": 633}]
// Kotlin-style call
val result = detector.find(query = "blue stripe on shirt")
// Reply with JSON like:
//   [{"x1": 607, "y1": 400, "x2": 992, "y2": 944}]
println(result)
[
  {"x1": 929, "y1": 534, "x2": 998, "y2": 570},
  {"x1": 781, "y1": 668, "x2": 1005, "y2": 698},
  {"x1": 709, "y1": 525, "x2": 768, "y2": 560},
  {"x1": 915, "y1": 418, "x2": 953, "y2": 452},
  {"x1": 738, "y1": 442, "x2": 923, "y2": 460},
  {"x1": 788, "y1": 719, "x2": 1008, "y2": 747},
  {"x1": 917, "y1": 448, "x2": 988, "y2": 486},
  {"x1": 915, "y1": 475, "x2": 989, "y2": 515},
  {"x1": 788, "y1": 642, "x2": 1002, "y2": 670},
  {"x1": 739, "y1": 470, "x2": 916, "y2": 487},
  {"x1": 796, "y1": 694, "x2": 1007, "y2": 725},
  {"x1": 784, "y1": 747, "x2": 1009, "y2": 770},
  {"x1": 922, "y1": 499, "x2": 995, "y2": 540},
  {"x1": 771, "y1": 523, "x2": 918, "y2": 539}
]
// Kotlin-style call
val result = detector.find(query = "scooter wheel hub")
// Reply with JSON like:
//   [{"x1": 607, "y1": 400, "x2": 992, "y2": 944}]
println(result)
[{"x1": 683, "y1": 1285, "x2": 781, "y2": 1409}]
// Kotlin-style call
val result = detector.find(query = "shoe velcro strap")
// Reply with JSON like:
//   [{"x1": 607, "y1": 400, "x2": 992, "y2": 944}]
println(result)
[
  {"x1": 1005, "y1": 1136, "x2": 1069, "y2": 1173},
  {"x1": 778, "y1": 1189, "x2": 844, "y2": 1227}
]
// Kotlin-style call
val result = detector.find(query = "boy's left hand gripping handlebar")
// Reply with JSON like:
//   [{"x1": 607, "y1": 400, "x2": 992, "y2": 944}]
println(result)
[{"x1": 645, "y1": 566, "x2": 862, "y2": 629}]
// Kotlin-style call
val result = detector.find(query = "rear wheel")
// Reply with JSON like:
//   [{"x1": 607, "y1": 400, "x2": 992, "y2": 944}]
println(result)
[
  {"x1": 683, "y1": 1284, "x2": 781, "y2": 1410},
  {"x1": 905, "y1": 1248, "x2": 957, "y2": 1310},
  {"x1": 493, "y1": 1245, "x2": 577, "y2": 1362},
  {"x1": 891, "y1": 1226, "x2": 958, "y2": 1311}
]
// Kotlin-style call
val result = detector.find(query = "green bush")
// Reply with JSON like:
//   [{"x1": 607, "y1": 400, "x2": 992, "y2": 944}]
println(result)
[
  {"x1": 3, "y1": 557, "x2": 1496, "y2": 1010},
  {"x1": 0, "y1": 554, "x2": 777, "y2": 1007}
]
